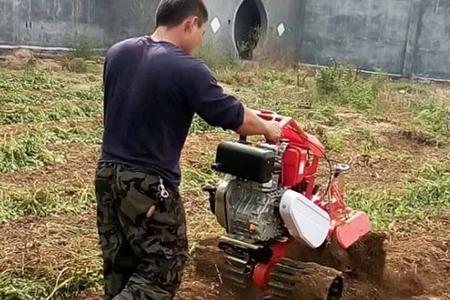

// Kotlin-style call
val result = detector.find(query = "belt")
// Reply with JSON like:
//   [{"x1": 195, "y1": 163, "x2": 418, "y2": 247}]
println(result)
[{"x1": 98, "y1": 161, "x2": 172, "y2": 199}]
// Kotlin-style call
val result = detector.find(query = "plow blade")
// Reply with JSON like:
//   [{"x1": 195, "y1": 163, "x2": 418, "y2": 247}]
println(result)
[{"x1": 335, "y1": 211, "x2": 371, "y2": 249}]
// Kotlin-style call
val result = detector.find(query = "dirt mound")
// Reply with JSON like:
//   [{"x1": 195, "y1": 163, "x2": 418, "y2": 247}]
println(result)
[
  {"x1": 285, "y1": 232, "x2": 388, "y2": 282},
  {"x1": 0, "y1": 49, "x2": 36, "y2": 69},
  {"x1": 0, "y1": 48, "x2": 65, "y2": 71}
]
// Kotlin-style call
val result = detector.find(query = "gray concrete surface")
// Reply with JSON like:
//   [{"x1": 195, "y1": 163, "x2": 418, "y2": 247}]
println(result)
[
  {"x1": 203, "y1": 0, "x2": 302, "y2": 61},
  {"x1": 0, "y1": 0, "x2": 157, "y2": 47},
  {"x1": 204, "y1": 0, "x2": 450, "y2": 80},
  {"x1": 1, "y1": 0, "x2": 450, "y2": 80},
  {"x1": 298, "y1": 0, "x2": 412, "y2": 75},
  {"x1": 412, "y1": 0, "x2": 450, "y2": 79}
]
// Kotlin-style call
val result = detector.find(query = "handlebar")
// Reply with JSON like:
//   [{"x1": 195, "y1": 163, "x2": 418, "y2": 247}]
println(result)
[
  {"x1": 253, "y1": 109, "x2": 304, "y2": 135},
  {"x1": 240, "y1": 109, "x2": 325, "y2": 156}
]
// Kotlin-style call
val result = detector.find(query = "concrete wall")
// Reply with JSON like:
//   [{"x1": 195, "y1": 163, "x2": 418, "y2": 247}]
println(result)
[
  {"x1": 298, "y1": 0, "x2": 412, "y2": 75},
  {"x1": 202, "y1": 0, "x2": 241, "y2": 56},
  {"x1": 258, "y1": 0, "x2": 302, "y2": 60},
  {"x1": 203, "y1": 0, "x2": 450, "y2": 80},
  {"x1": 413, "y1": 0, "x2": 450, "y2": 79},
  {"x1": 203, "y1": 0, "x2": 302, "y2": 60},
  {"x1": 0, "y1": 0, "x2": 157, "y2": 47},
  {"x1": 2, "y1": 0, "x2": 450, "y2": 80}
]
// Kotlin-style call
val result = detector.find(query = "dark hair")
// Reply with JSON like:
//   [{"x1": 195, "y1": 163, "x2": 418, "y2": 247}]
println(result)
[{"x1": 156, "y1": 0, "x2": 209, "y2": 28}]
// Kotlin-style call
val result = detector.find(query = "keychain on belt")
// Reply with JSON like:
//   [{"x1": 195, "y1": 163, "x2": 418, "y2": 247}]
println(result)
[{"x1": 157, "y1": 177, "x2": 170, "y2": 200}]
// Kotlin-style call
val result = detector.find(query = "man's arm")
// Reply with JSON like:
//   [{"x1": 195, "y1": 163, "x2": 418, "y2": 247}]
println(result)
[
  {"x1": 185, "y1": 62, "x2": 281, "y2": 142},
  {"x1": 236, "y1": 107, "x2": 281, "y2": 143}
]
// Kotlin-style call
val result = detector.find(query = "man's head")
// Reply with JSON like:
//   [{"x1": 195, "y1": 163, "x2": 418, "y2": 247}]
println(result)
[{"x1": 155, "y1": 0, "x2": 208, "y2": 54}]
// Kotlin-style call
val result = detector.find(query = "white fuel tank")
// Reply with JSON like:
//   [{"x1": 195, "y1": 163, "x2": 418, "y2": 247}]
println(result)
[{"x1": 280, "y1": 190, "x2": 331, "y2": 248}]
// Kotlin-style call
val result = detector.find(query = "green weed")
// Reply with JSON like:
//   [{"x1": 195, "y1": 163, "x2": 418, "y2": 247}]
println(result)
[
  {"x1": 0, "y1": 89, "x2": 101, "y2": 107},
  {"x1": 0, "y1": 122, "x2": 102, "y2": 173},
  {"x1": 322, "y1": 131, "x2": 345, "y2": 153},
  {"x1": 61, "y1": 56, "x2": 90, "y2": 73},
  {"x1": 42, "y1": 125, "x2": 102, "y2": 145},
  {"x1": 0, "y1": 273, "x2": 47, "y2": 300},
  {"x1": 181, "y1": 147, "x2": 219, "y2": 193},
  {"x1": 390, "y1": 81, "x2": 428, "y2": 95},
  {"x1": 355, "y1": 126, "x2": 381, "y2": 153},
  {"x1": 0, "y1": 94, "x2": 45, "y2": 105},
  {"x1": 413, "y1": 102, "x2": 450, "y2": 145},
  {"x1": 348, "y1": 163, "x2": 450, "y2": 230},
  {"x1": 0, "y1": 186, "x2": 94, "y2": 223},
  {"x1": 0, "y1": 132, "x2": 64, "y2": 173},
  {"x1": 196, "y1": 41, "x2": 237, "y2": 71},
  {"x1": 0, "y1": 269, "x2": 101, "y2": 300},
  {"x1": 316, "y1": 66, "x2": 386, "y2": 111},
  {"x1": 189, "y1": 116, "x2": 221, "y2": 134},
  {"x1": 0, "y1": 69, "x2": 66, "y2": 92},
  {"x1": 305, "y1": 104, "x2": 341, "y2": 127},
  {"x1": 0, "y1": 100, "x2": 102, "y2": 125}
]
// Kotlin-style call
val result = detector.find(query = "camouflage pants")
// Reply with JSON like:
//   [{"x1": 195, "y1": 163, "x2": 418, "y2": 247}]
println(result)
[{"x1": 95, "y1": 163, "x2": 188, "y2": 300}]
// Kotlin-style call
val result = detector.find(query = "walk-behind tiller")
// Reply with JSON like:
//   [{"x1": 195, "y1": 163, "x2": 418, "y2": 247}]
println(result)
[{"x1": 204, "y1": 110, "x2": 372, "y2": 299}]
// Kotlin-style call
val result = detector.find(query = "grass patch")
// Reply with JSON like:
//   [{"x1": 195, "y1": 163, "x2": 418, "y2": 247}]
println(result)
[
  {"x1": 0, "y1": 100, "x2": 102, "y2": 125},
  {"x1": 0, "y1": 68, "x2": 66, "y2": 93},
  {"x1": 305, "y1": 104, "x2": 341, "y2": 127},
  {"x1": 0, "y1": 87, "x2": 102, "y2": 107},
  {"x1": 0, "y1": 186, "x2": 94, "y2": 223},
  {"x1": 389, "y1": 81, "x2": 429, "y2": 95},
  {"x1": 0, "y1": 273, "x2": 47, "y2": 300},
  {"x1": 354, "y1": 126, "x2": 381, "y2": 154},
  {"x1": 0, "y1": 132, "x2": 64, "y2": 173},
  {"x1": 181, "y1": 167, "x2": 219, "y2": 194},
  {"x1": 0, "y1": 121, "x2": 101, "y2": 173},
  {"x1": 321, "y1": 131, "x2": 345, "y2": 153},
  {"x1": 181, "y1": 145, "x2": 218, "y2": 194},
  {"x1": 214, "y1": 67, "x2": 314, "y2": 124},
  {"x1": 407, "y1": 101, "x2": 450, "y2": 146},
  {"x1": 315, "y1": 66, "x2": 386, "y2": 112},
  {"x1": 0, "y1": 269, "x2": 101, "y2": 300},
  {"x1": 348, "y1": 163, "x2": 450, "y2": 230},
  {"x1": 0, "y1": 67, "x2": 102, "y2": 129},
  {"x1": 189, "y1": 116, "x2": 221, "y2": 134},
  {"x1": 196, "y1": 41, "x2": 237, "y2": 71},
  {"x1": 0, "y1": 93, "x2": 45, "y2": 106},
  {"x1": 61, "y1": 56, "x2": 94, "y2": 73},
  {"x1": 42, "y1": 125, "x2": 102, "y2": 145}
]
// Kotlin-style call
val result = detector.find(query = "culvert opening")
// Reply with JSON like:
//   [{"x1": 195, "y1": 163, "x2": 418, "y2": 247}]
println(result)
[{"x1": 234, "y1": 0, "x2": 267, "y2": 60}]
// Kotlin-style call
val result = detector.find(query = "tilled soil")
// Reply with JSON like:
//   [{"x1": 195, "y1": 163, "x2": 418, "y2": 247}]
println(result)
[
  {"x1": 181, "y1": 213, "x2": 450, "y2": 300},
  {"x1": 38, "y1": 213, "x2": 450, "y2": 300}
]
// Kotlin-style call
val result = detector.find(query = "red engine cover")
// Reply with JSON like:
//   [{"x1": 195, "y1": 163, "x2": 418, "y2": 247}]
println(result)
[
  {"x1": 255, "y1": 109, "x2": 325, "y2": 198},
  {"x1": 282, "y1": 146, "x2": 307, "y2": 187},
  {"x1": 281, "y1": 125, "x2": 325, "y2": 198}
]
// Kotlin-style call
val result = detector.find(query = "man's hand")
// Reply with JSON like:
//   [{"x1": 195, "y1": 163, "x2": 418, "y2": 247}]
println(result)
[
  {"x1": 264, "y1": 121, "x2": 282, "y2": 143},
  {"x1": 236, "y1": 107, "x2": 283, "y2": 143}
]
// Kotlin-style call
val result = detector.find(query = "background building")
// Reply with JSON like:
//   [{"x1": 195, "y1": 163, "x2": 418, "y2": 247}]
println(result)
[{"x1": 1, "y1": 0, "x2": 450, "y2": 80}]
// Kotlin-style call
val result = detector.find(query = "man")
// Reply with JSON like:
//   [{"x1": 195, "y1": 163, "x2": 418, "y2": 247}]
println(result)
[{"x1": 95, "y1": 0, "x2": 281, "y2": 299}]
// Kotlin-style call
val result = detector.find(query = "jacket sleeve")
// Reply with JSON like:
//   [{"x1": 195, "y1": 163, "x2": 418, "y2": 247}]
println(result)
[{"x1": 185, "y1": 62, "x2": 244, "y2": 131}]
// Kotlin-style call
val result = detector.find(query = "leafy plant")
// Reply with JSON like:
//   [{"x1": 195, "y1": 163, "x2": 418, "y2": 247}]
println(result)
[
  {"x1": 316, "y1": 65, "x2": 387, "y2": 111},
  {"x1": 0, "y1": 100, "x2": 102, "y2": 125},
  {"x1": 196, "y1": 41, "x2": 237, "y2": 71},
  {"x1": 414, "y1": 102, "x2": 450, "y2": 145},
  {"x1": 0, "y1": 186, "x2": 94, "y2": 223},
  {"x1": 0, "y1": 132, "x2": 64, "y2": 173}
]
